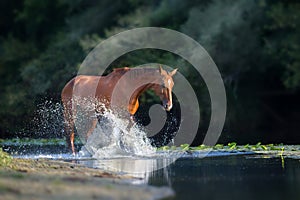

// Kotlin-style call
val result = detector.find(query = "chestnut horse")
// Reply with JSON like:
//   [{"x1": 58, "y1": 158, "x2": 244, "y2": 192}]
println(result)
[{"x1": 61, "y1": 66, "x2": 177, "y2": 154}]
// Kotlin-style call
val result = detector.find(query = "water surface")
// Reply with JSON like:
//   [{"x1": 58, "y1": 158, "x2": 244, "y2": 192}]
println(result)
[
  {"x1": 147, "y1": 155, "x2": 300, "y2": 200},
  {"x1": 3, "y1": 143, "x2": 300, "y2": 200}
]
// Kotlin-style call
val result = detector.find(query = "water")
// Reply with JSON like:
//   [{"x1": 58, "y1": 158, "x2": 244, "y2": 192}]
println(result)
[
  {"x1": 3, "y1": 139, "x2": 300, "y2": 200},
  {"x1": 3, "y1": 101, "x2": 300, "y2": 200},
  {"x1": 6, "y1": 145, "x2": 300, "y2": 200},
  {"x1": 146, "y1": 155, "x2": 300, "y2": 200},
  {"x1": 78, "y1": 111, "x2": 156, "y2": 158},
  {"x1": 72, "y1": 151, "x2": 299, "y2": 200}
]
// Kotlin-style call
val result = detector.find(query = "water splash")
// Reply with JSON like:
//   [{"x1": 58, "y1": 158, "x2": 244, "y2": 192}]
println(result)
[
  {"x1": 32, "y1": 100, "x2": 64, "y2": 138},
  {"x1": 79, "y1": 110, "x2": 156, "y2": 158},
  {"x1": 17, "y1": 97, "x2": 176, "y2": 162}
]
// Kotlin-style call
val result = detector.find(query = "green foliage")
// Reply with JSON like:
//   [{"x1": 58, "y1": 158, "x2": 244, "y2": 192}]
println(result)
[
  {"x1": 265, "y1": 2, "x2": 300, "y2": 90},
  {"x1": 0, "y1": 0, "x2": 137, "y2": 136},
  {"x1": 14, "y1": 0, "x2": 67, "y2": 44},
  {"x1": 0, "y1": 0, "x2": 299, "y2": 144}
]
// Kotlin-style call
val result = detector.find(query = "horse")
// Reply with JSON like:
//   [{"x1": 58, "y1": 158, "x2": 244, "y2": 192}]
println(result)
[{"x1": 61, "y1": 66, "x2": 177, "y2": 154}]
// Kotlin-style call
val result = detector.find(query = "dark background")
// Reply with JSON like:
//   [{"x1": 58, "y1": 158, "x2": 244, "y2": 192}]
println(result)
[{"x1": 0, "y1": 0, "x2": 299, "y2": 145}]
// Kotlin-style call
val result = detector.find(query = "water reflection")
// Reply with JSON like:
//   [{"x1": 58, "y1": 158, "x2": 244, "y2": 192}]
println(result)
[
  {"x1": 79, "y1": 155, "x2": 300, "y2": 200},
  {"x1": 78, "y1": 157, "x2": 177, "y2": 184},
  {"x1": 149, "y1": 156, "x2": 300, "y2": 200}
]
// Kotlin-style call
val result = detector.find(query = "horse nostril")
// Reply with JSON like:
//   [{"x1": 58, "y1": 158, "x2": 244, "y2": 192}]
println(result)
[
  {"x1": 163, "y1": 104, "x2": 172, "y2": 111},
  {"x1": 163, "y1": 104, "x2": 168, "y2": 109},
  {"x1": 166, "y1": 104, "x2": 172, "y2": 111}
]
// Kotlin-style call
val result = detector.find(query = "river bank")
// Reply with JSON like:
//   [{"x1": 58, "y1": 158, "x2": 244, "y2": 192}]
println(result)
[{"x1": 0, "y1": 151, "x2": 174, "y2": 200}]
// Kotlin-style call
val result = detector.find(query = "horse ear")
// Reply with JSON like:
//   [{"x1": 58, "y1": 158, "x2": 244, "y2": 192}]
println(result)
[
  {"x1": 169, "y1": 68, "x2": 178, "y2": 76},
  {"x1": 159, "y1": 65, "x2": 164, "y2": 74}
]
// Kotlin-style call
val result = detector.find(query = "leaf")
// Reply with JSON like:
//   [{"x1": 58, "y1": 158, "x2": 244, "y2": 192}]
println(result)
[
  {"x1": 180, "y1": 144, "x2": 190, "y2": 149},
  {"x1": 261, "y1": 145, "x2": 268, "y2": 150},
  {"x1": 162, "y1": 146, "x2": 170, "y2": 151},
  {"x1": 213, "y1": 144, "x2": 224, "y2": 150},
  {"x1": 228, "y1": 142, "x2": 237, "y2": 150}
]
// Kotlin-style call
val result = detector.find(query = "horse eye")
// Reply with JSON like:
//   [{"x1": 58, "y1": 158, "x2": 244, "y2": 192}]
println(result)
[{"x1": 161, "y1": 86, "x2": 165, "y2": 93}]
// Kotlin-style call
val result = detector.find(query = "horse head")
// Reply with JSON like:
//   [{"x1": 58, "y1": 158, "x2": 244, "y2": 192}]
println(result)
[{"x1": 153, "y1": 66, "x2": 177, "y2": 111}]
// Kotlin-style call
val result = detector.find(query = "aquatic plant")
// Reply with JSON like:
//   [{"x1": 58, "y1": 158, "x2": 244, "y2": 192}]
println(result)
[{"x1": 157, "y1": 142, "x2": 299, "y2": 152}]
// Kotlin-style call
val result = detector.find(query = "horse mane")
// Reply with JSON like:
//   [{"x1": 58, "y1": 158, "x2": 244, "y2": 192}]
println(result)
[{"x1": 113, "y1": 66, "x2": 159, "y2": 75}]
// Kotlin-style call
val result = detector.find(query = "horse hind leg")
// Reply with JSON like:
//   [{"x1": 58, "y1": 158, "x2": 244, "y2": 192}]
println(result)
[
  {"x1": 65, "y1": 122, "x2": 76, "y2": 155},
  {"x1": 62, "y1": 100, "x2": 76, "y2": 155}
]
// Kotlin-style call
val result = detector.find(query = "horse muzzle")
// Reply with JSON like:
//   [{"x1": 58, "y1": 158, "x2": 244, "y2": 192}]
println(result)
[{"x1": 163, "y1": 101, "x2": 172, "y2": 111}]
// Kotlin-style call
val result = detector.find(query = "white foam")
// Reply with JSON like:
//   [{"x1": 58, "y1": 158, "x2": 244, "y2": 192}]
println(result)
[{"x1": 79, "y1": 111, "x2": 156, "y2": 159}]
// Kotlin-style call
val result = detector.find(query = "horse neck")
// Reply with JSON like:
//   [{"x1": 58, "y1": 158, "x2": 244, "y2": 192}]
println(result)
[{"x1": 129, "y1": 68, "x2": 161, "y2": 102}]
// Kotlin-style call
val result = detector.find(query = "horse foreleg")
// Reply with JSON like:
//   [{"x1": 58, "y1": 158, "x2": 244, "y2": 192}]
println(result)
[
  {"x1": 126, "y1": 114, "x2": 136, "y2": 131},
  {"x1": 86, "y1": 118, "x2": 98, "y2": 140}
]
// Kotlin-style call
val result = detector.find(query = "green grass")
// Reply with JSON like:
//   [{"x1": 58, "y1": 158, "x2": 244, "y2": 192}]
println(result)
[{"x1": 0, "y1": 148, "x2": 13, "y2": 167}]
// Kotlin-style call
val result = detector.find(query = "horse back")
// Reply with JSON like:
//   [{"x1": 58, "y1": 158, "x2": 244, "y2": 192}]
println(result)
[{"x1": 61, "y1": 70, "x2": 123, "y2": 99}]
